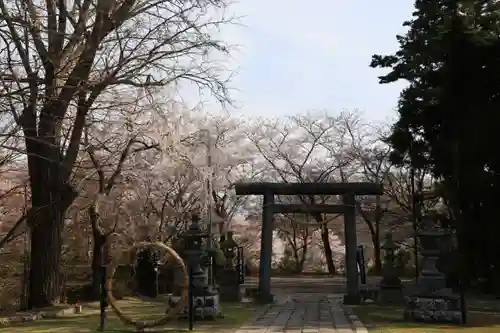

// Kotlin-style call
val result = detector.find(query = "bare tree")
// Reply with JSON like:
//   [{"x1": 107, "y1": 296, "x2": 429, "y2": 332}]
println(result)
[
  {"x1": 0, "y1": 122, "x2": 26, "y2": 250},
  {"x1": 206, "y1": 116, "x2": 257, "y2": 231},
  {"x1": 81, "y1": 95, "x2": 172, "y2": 298},
  {"x1": 385, "y1": 166, "x2": 435, "y2": 218},
  {"x1": 127, "y1": 113, "x2": 256, "y2": 242},
  {"x1": 0, "y1": 0, "x2": 234, "y2": 307},
  {"x1": 0, "y1": 165, "x2": 30, "y2": 251},
  {"x1": 142, "y1": 157, "x2": 202, "y2": 238}
]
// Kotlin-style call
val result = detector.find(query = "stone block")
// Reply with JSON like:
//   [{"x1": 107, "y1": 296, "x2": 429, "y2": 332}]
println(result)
[
  {"x1": 403, "y1": 295, "x2": 463, "y2": 324},
  {"x1": 220, "y1": 284, "x2": 241, "y2": 302},
  {"x1": 166, "y1": 294, "x2": 222, "y2": 319}
]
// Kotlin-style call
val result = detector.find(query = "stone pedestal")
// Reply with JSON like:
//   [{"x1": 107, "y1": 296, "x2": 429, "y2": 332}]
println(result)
[
  {"x1": 166, "y1": 264, "x2": 222, "y2": 319},
  {"x1": 403, "y1": 220, "x2": 463, "y2": 324},
  {"x1": 404, "y1": 292, "x2": 461, "y2": 324},
  {"x1": 219, "y1": 269, "x2": 240, "y2": 302},
  {"x1": 167, "y1": 293, "x2": 221, "y2": 319}
]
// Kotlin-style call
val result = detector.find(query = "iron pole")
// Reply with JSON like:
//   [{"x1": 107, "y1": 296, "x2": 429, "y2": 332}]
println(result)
[{"x1": 410, "y1": 166, "x2": 419, "y2": 279}]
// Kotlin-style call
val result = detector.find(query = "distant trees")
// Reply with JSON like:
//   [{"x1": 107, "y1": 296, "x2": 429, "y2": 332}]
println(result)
[{"x1": 244, "y1": 111, "x2": 423, "y2": 275}]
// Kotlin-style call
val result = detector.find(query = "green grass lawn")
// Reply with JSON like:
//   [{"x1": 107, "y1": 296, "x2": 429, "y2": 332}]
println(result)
[
  {"x1": 351, "y1": 304, "x2": 500, "y2": 333},
  {"x1": 0, "y1": 298, "x2": 261, "y2": 333}
]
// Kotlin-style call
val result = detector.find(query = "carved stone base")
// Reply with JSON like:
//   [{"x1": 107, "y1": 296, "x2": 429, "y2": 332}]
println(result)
[
  {"x1": 166, "y1": 294, "x2": 222, "y2": 319},
  {"x1": 218, "y1": 269, "x2": 241, "y2": 302},
  {"x1": 404, "y1": 295, "x2": 462, "y2": 324}
]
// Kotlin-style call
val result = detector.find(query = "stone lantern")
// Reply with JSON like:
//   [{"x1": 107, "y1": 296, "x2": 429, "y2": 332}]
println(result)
[
  {"x1": 203, "y1": 209, "x2": 225, "y2": 288},
  {"x1": 218, "y1": 231, "x2": 240, "y2": 301},
  {"x1": 403, "y1": 216, "x2": 462, "y2": 324},
  {"x1": 380, "y1": 233, "x2": 402, "y2": 286},
  {"x1": 378, "y1": 232, "x2": 403, "y2": 303},
  {"x1": 166, "y1": 214, "x2": 221, "y2": 319},
  {"x1": 221, "y1": 231, "x2": 238, "y2": 267}
]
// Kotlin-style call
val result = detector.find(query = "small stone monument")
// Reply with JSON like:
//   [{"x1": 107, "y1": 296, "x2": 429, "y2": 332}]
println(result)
[
  {"x1": 404, "y1": 217, "x2": 462, "y2": 324},
  {"x1": 378, "y1": 232, "x2": 403, "y2": 303},
  {"x1": 218, "y1": 231, "x2": 241, "y2": 302},
  {"x1": 166, "y1": 214, "x2": 222, "y2": 319}
]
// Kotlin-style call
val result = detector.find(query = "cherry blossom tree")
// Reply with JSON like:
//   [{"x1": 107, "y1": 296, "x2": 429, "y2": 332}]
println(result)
[
  {"x1": 75, "y1": 89, "x2": 188, "y2": 297},
  {"x1": 121, "y1": 112, "x2": 258, "y2": 248}
]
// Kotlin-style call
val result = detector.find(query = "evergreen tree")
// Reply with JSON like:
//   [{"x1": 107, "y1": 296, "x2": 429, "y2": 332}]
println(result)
[{"x1": 372, "y1": 0, "x2": 500, "y2": 289}]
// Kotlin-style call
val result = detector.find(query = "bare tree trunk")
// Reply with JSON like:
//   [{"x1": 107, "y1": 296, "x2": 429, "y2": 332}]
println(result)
[
  {"x1": 91, "y1": 236, "x2": 106, "y2": 299},
  {"x1": 311, "y1": 206, "x2": 336, "y2": 275},
  {"x1": 27, "y1": 180, "x2": 72, "y2": 309},
  {"x1": 292, "y1": 250, "x2": 302, "y2": 274},
  {"x1": 89, "y1": 205, "x2": 107, "y2": 300},
  {"x1": 28, "y1": 208, "x2": 63, "y2": 308},
  {"x1": 320, "y1": 224, "x2": 336, "y2": 275},
  {"x1": 20, "y1": 186, "x2": 30, "y2": 311},
  {"x1": 373, "y1": 197, "x2": 382, "y2": 275},
  {"x1": 25, "y1": 114, "x2": 78, "y2": 308},
  {"x1": 291, "y1": 245, "x2": 308, "y2": 274},
  {"x1": 372, "y1": 234, "x2": 382, "y2": 275},
  {"x1": 298, "y1": 247, "x2": 308, "y2": 273},
  {"x1": 27, "y1": 158, "x2": 76, "y2": 308}
]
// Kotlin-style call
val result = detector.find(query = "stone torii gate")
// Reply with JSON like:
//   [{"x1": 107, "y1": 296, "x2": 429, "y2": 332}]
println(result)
[{"x1": 235, "y1": 182, "x2": 383, "y2": 304}]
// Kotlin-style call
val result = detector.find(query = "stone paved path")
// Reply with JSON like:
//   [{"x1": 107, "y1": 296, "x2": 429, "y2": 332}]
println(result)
[{"x1": 235, "y1": 293, "x2": 367, "y2": 333}]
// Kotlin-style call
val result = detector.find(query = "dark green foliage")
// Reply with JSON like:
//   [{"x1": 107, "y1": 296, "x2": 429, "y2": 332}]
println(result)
[
  {"x1": 275, "y1": 247, "x2": 302, "y2": 274},
  {"x1": 158, "y1": 265, "x2": 175, "y2": 294},
  {"x1": 372, "y1": 0, "x2": 500, "y2": 290},
  {"x1": 65, "y1": 284, "x2": 96, "y2": 304},
  {"x1": 135, "y1": 249, "x2": 159, "y2": 298}
]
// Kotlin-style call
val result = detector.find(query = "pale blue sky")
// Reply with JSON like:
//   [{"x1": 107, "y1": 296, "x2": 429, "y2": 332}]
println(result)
[{"x1": 202, "y1": 1, "x2": 415, "y2": 122}]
